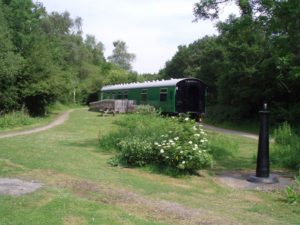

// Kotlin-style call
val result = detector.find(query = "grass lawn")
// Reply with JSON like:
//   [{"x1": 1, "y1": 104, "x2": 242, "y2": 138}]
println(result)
[{"x1": 0, "y1": 109, "x2": 299, "y2": 224}]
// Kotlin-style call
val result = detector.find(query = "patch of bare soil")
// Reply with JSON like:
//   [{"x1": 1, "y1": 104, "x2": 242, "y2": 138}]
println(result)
[
  {"x1": 23, "y1": 170, "x2": 235, "y2": 225},
  {"x1": 63, "y1": 216, "x2": 86, "y2": 225},
  {"x1": 217, "y1": 171, "x2": 295, "y2": 191},
  {"x1": 0, "y1": 178, "x2": 43, "y2": 196}
]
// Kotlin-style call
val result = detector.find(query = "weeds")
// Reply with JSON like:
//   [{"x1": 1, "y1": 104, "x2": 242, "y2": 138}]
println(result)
[
  {"x1": 99, "y1": 113, "x2": 240, "y2": 175},
  {"x1": 285, "y1": 171, "x2": 300, "y2": 204},
  {"x1": 271, "y1": 122, "x2": 300, "y2": 169},
  {"x1": 0, "y1": 110, "x2": 41, "y2": 130}
]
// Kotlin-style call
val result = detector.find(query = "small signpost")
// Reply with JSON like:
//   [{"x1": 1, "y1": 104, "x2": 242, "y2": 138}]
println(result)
[{"x1": 247, "y1": 103, "x2": 278, "y2": 184}]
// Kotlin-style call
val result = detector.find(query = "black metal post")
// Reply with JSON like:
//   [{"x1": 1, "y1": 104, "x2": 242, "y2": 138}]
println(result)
[
  {"x1": 247, "y1": 103, "x2": 278, "y2": 184},
  {"x1": 256, "y1": 103, "x2": 270, "y2": 177}
]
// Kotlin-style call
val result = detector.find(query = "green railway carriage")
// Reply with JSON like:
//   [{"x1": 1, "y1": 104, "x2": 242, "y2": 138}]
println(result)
[{"x1": 100, "y1": 78, "x2": 207, "y2": 117}]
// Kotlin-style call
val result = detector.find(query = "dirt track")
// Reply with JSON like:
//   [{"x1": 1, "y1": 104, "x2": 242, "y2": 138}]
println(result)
[
  {"x1": 203, "y1": 124, "x2": 259, "y2": 140},
  {"x1": 0, "y1": 110, "x2": 259, "y2": 140},
  {"x1": 0, "y1": 110, "x2": 74, "y2": 139}
]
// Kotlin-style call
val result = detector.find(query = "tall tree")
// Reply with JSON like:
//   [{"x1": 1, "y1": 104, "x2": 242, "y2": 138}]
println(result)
[
  {"x1": 0, "y1": 1, "x2": 24, "y2": 112},
  {"x1": 84, "y1": 34, "x2": 105, "y2": 65},
  {"x1": 108, "y1": 40, "x2": 136, "y2": 71}
]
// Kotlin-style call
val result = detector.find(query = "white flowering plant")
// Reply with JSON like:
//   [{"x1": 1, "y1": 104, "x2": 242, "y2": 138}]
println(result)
[
  {"x1": 153, "y1": 117, "x2": 212, "y2": 172},
  {"x1": 101, "y1": 114, "x2": 213, "y2": 174}
]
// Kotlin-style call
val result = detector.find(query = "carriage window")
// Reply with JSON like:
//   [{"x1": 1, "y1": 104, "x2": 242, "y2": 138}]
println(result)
[
  {"x1": 112, "y1": 92, "x2": 116, "y2": 99},
  {"x1": 117, "y1": 91, "x2": 122, "y2": 99},
  {"x1": 160, "y1": 88, "x2": 168, "y2": 102},
  {"x1": 141, "y1": 89, "x2": 148, "y2": 102},
  {"x1": 123, "y1": 90, "x2": 128, "y2": 99},
  {"x1": 107, "y1": 92, "x2": 111, "y2": 99}
]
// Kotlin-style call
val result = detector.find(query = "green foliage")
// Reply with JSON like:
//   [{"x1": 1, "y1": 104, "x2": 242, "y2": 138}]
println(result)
[
  {"x1": 0, "y1": 0, "x2": 137, "y2": 115},
  {"x1": 159, "y1": 36, "x2": 223, "y2": 104},
  {"x1": 285, "y1": 171, "x2": 300, "y2": 204},
  {"x1": 0, "y1": 110, "x2": 41, "y2": 130},
  {"x1": 271, "y1": 122, "x2": 300, "y2": 170},
  {"x1": 160, "y1": 0, "x2": 300, "y2": 126},
  {"x1": 117, "y1": 137, "x2": 155, "y2": 167},
  {"x1": 134, "y1": 105, "x2": 157, "y2": 115},
  {"x1": 100, "y1": 114, "x2": 213, "y2": 174},
  {"x1": 102, "y1": 64, "x2": 137, "y2": 86},
  {"x1": 152, "y1": 119, "x2": 213, "y2": 172},
  {"x1": 108, "y1": 40, "x2": 136, "y2": 71},
  {"x1": 208, "y1": 133, "x2": 238, "y2": 160}
]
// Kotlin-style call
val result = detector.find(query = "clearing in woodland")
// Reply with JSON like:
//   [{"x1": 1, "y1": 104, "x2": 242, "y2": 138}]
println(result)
[{"x1": 0, "y1": 109, "x2": 299, "y2": 225}]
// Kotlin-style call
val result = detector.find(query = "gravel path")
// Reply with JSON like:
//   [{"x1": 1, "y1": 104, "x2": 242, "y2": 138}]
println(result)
[
  {"x1": 0, "y1": 109, "x2": 74, "y2": 139},
  {"x1": 203, "y1": 124, "x2": 259, "y2": 140}
]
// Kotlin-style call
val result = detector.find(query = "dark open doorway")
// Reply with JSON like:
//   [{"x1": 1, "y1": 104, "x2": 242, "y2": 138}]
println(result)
[{"x1": 186, "y1": 85, "x2": 200, "y2": 112}]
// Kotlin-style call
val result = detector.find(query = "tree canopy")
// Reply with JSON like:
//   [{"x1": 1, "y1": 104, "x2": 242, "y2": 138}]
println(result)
[
  {"x1": 108, "y1": 40, "x2": 136, "y2": 71},
  {"x1": 0, "y1": 0, "x2": 137, "y2": 115},
  {"x1": 160, "y1": 0, "x2": 300, "y2": 125}
]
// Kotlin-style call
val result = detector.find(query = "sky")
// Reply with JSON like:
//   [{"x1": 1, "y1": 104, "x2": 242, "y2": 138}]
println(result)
[{"x1": 37, "y1": 0, "x2": 239, "y2": 74}]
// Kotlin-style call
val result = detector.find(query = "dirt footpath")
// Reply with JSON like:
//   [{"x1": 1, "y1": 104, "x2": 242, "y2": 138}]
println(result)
[
  {"x1": 203, "y1": 124, "x2": 259, "y2": 140},
  {"x1": 0, "y1": 110, "x2": 73, "y2": 196},
  {"x1": 0, "y1": 110, "x2": 74, "y2": 139}
]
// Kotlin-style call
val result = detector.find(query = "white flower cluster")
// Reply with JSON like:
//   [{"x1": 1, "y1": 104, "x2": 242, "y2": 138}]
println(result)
[{"x1": 152, "y1": 117, "x2": 211, "y2": 171}]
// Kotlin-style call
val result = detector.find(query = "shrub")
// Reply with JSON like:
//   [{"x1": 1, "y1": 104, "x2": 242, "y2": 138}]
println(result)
[
  {"x1": 271, "y1": 122, "x2": 300, "y2": 169},
  {"x1": 99, "y1": 114, "x2": 213, "y2": 174},
  {"x1": 153, "y1": 117, "x2": 212, "y2": 172},
  {"x1": 117, "y1": 137, "x2": 156, "y2": 166},
  {"x1": 134, "y1": 105, "x2": 157, "y2": 115}
]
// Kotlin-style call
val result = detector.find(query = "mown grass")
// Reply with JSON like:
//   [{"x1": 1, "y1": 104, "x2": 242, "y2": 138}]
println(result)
[{"x1": 0, "y1": 109, "x2": 299, "y2": 225}]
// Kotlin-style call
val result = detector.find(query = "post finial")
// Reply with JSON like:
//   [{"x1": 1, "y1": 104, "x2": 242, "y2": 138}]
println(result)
[{"x1": 263, "y1": 103, "x2": 267, "y2": 110}]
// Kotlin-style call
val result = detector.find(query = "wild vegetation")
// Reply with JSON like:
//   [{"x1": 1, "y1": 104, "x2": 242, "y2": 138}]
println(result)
[
  {"x1": 0, "y1": 0, "x2": 137, "y2": 116},
  {"x1": 285, "y1": 172, "x2": 300, "y2": 205},
  {"x1": 160, "y1": 0, "x2": 300, "y2": 127},
  {"x1": 100, "y1": 112, "x2": 214, "y2": 174},
  {"x1": 0, "y1": 110, "x2": 40, "y2": 130},
  {"x1": 271, "y1": 122, "x2": 300, "y2": 170},
  {"x1": 2, "y1": 0, "x2": 299, "y2": 132}
]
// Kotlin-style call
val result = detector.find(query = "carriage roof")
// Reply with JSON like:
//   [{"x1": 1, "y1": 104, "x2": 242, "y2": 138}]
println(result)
[{"x1": 101, "y1": 78, "x2": 204, "y2": 91}]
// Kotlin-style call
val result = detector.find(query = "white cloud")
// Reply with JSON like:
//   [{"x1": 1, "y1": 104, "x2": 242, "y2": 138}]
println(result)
[{"x1": 37, "y1": 0, "x2": 239, "y2": 74}]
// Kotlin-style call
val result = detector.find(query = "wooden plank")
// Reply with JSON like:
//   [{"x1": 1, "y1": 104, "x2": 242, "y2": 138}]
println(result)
[{"x1": 89, "y1": 100, "x2": 136, "y2": 113}]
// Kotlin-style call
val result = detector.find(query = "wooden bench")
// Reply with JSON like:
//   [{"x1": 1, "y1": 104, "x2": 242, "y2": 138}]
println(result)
[{"x1": 99, "y1": 108, "x2": 116, "y2": 116}]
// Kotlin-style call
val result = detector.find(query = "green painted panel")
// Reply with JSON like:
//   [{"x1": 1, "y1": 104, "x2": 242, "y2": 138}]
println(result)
[{"x1": 101, "y1": 86, "x2": 176, "y2": 113}]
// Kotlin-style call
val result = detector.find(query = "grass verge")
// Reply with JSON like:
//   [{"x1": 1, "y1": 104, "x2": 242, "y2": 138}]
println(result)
[{"x1": 0, "y1": 103, "x2": 79, "y2": 133}]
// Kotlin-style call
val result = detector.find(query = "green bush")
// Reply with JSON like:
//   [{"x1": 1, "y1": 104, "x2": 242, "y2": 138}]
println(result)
[
  {"x1": 99, "y1": 114, "x2": 213, "y2": 174},
  {"x1": 134, "y1": 105, "x2": 157, "y2": 115},
  {"x1": 117, "y1": 137, "x2": 156, "y2": 166},
  {"x1": 271, "y1": 122, "x2": 300, "y2": 169},
  {"x1": 153, "y1": 117, "x2": 212, "y2": 172}
]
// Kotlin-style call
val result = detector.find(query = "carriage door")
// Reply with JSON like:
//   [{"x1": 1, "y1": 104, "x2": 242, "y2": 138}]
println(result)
[{"x1": 185, "y1": 81, "x2": 201, "y2": 112}]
